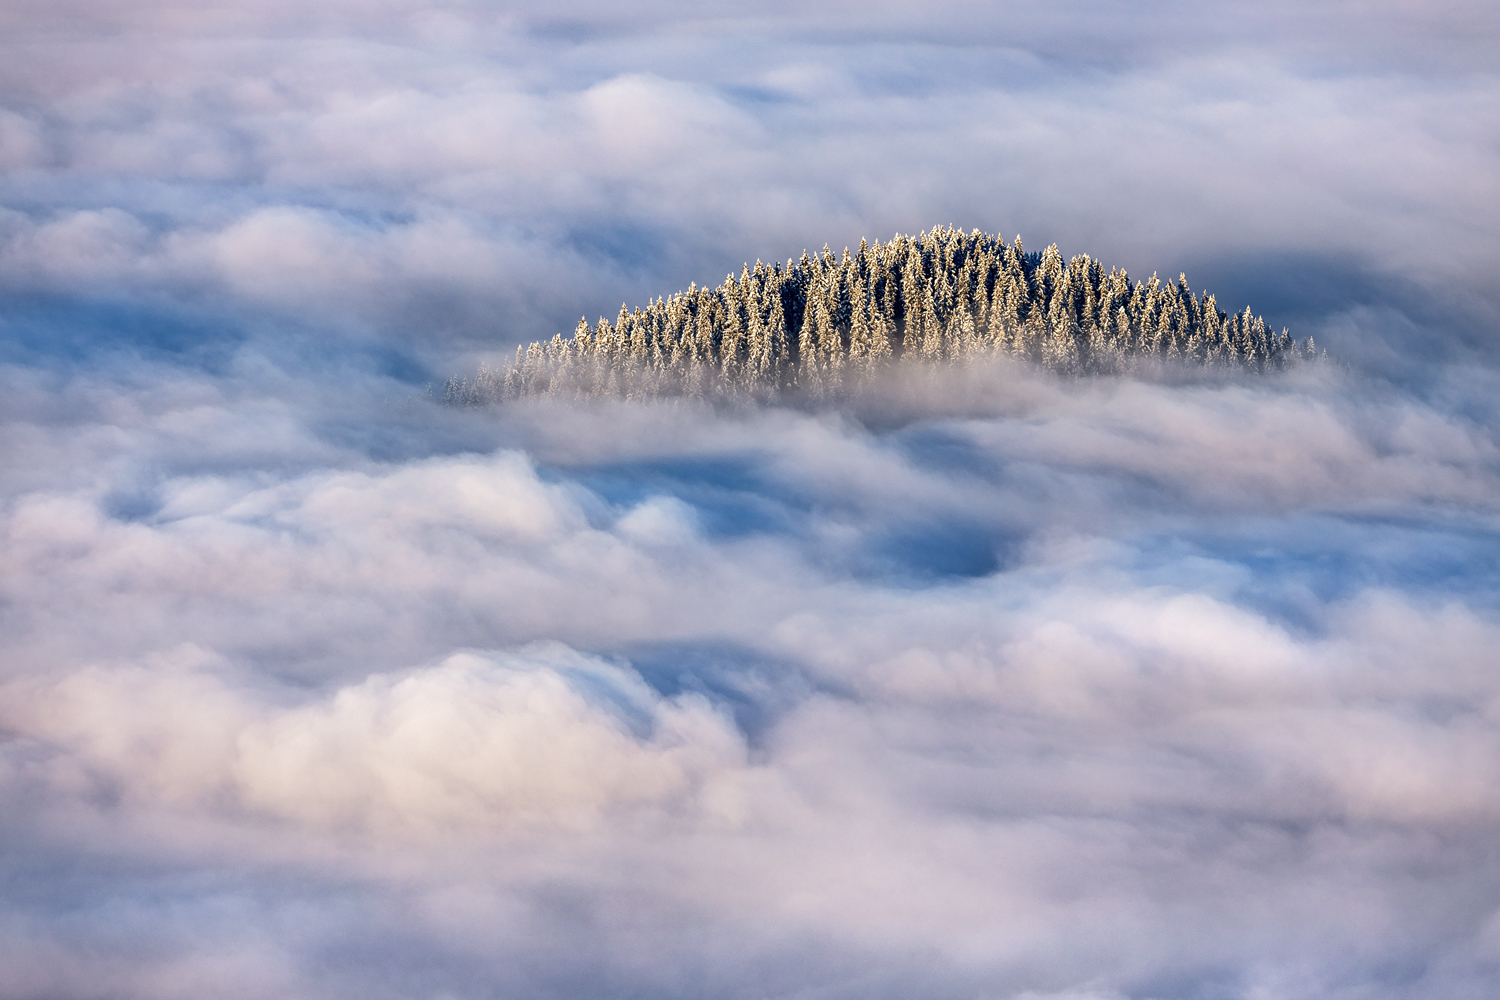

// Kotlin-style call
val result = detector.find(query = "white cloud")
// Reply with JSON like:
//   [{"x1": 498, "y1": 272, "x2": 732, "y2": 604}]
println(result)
[
  {"x1": 1, "y1": 3, "x2": 1495, "y2": 353},
  {"x1": 2, "y1": 1, "x2": 1499, "y2": 996},
  {"x1": 3, "y1": 644, "x2": 747, "y2": 835}
]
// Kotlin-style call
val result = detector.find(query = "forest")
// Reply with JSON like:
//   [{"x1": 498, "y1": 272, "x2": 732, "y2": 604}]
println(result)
[{"x1": 445, "y1": 225, "x2": 1317, "y2": 404}]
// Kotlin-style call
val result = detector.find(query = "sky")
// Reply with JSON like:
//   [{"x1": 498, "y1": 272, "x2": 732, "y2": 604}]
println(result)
[{"x1": 1, "y1": 3, "x2": 1499, "y2": 999}]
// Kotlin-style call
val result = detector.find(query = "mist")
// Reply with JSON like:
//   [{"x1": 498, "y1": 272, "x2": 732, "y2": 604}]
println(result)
[{"x1": 2, "y1": 2, "x2": 1498, "y2": 998}]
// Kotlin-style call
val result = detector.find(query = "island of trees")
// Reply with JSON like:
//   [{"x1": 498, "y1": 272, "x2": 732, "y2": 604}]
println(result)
[{"x1": 445, "y1": 225, "x2": 1315, "y2": 404}]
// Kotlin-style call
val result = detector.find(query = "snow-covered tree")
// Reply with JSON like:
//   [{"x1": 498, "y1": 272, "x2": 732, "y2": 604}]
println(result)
[{"x1": 447, "y1": 225, "x2": 1313, "y2": 405}]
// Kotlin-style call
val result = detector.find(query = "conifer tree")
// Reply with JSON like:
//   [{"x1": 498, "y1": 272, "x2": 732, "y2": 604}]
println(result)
[{"x1": 446, "y1": 226, "x2": 1313, "y2": 406}]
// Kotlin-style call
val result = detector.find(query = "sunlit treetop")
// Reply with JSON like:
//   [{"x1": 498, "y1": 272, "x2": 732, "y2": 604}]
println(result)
[{"x1": 446, "y1": 225, "x2": 1317, "y2": 404}]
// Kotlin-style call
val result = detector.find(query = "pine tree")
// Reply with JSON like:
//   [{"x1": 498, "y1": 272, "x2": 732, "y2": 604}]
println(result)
[{"x1": 445, "y1": 226, "x2": 1310, "y2": 405}]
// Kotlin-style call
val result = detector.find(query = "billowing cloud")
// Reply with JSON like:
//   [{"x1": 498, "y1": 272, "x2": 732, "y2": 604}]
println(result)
[
  {"x1": 2, "y1": 362, "x2": 1499, "y2": 997},
  {"x1": 5, "y1": 644, "x2": 748, "y2": 835},
  {"x1": 2, "y1": 1, "x2": 1498, "y2": 998},
  {"x1": 1, "y1": 0, "x2": 1496, "y2": 368}
]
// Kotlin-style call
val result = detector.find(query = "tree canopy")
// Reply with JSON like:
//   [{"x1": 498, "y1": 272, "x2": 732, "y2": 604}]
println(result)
[{"x1": 446, "y1": 225, "x2": 1315, "y2": 404}]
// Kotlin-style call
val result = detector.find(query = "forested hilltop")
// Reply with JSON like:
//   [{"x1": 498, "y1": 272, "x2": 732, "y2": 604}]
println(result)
[{"x1": 446, "y1": 225, "x2": 1316, "y2": 404}]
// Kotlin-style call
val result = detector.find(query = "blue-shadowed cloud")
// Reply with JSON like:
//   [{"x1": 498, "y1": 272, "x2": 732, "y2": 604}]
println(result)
[{"x1": 1, "y1": 2, "x2": 1499, "y2": 999}]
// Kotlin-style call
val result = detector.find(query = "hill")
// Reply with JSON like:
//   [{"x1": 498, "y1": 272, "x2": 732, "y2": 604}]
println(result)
[{"x1": 446, "y1": 225, "x2": 1315, "y2": 404}]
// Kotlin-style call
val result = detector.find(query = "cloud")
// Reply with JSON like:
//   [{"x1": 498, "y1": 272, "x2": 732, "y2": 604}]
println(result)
[
  {"x1": 1, "y1": 1, "x2": 1495, "y2": 365},
  {"x1": 1, "y1": 360, "x2": 1499, "y2": 996},
  {"x1": 3, "y1": 644, "x2": 747, "y2": 835},
  {"x1": 2, "y1": 1, "x2": 1499, "y2": 997}
]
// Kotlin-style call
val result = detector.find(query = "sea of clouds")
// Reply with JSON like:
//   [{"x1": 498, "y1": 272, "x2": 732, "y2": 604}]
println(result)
[{"x1": 2, "y1": 3, "x2": 1499, "y2": 999}]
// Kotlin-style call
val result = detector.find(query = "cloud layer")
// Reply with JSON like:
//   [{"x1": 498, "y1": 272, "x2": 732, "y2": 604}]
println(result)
[
  {"x1": 2, "y1": 0, "x2": 1497, "y2": 371},
  {"x1": 3, "y1": 363, "x2": 1500, "y2": 998},
  {"x1": 2, "y1": 2, "x2": 1499, "y2": 998}
]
